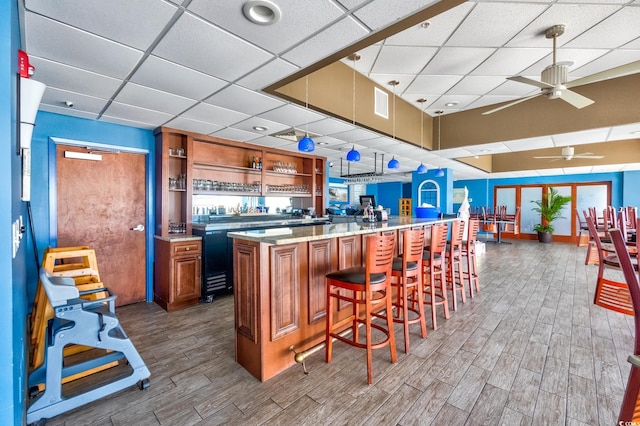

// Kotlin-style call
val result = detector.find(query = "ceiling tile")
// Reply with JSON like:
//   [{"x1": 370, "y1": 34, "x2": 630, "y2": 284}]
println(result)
[
  {"x1": 327, "y1": 127, "x2": 381, "y2": 142},
  {"x1": 535, "y1": 168, "x2": 566, "y2": 176},
  {"x1": 608, "y1": 123, "x2": 640, "y2": 141},
  {"x1": 130, "y1": 55, "x2": 228, "y2": 100},
  {"x1": 115, "y1": 83, "x2": 198, "y2": 115},
  {"x1": 232, "y1": 117, "x2": 291, "y2": 135},
  {"x1": 353, "y1": 0, "x2": 439, "y2": 31},
  {"x1": 564, "y1": 6, "x2": 640, "y2": 49},
  {"x1": 282, "y1": 17, "x2": 369, "y2": 68},
  {"x1": 465, "y1": 95, "x2": 521, "y2": 110},
  {"x1": 562, "y1": 166, "x2": 593, "y2": 174},
  {"x1": 447, "y1": 76, "x2": 507, "y2": 96},
  {"x1": 341, "y1": 44, "x2": 382, "y2": 75},
  {"x1": 446, "y1": 3, "x2": 548, "y2": 47},
  {"x1": 258, "y1": 104, "x2": 326, "y2": 128},
  {"x1": 29, "y1": 56, "x2": 122, "y2": 99},
  {"x1": 41, "y1": 87, "x2": 109, "y2": 115},
  {"x1": 371, "y1": 46, "x2": 438, "y2": 74},
  {"x1": 181, "y1": 102, "x2": 250, "y2": 127},
  {"x1": 164, "y1": 117, "x2": 224, "y2": 135},
  {"x1": 205, "y1": 85, "x2": 285, "y2": 116},
  {"x1": 406, "y1": 75, "x2": 464, "y2": 94},
  {"x1": 188, "y1": 0, "x2": 344, "y2": 55},
  {"x1": 236, "y1": 59, "x2": 300, "y2": 91},
  {"x1": 551, "y1": 128, "x2": 611, "y2": 146},
  {"x1": 152, "y1": 12, "x2": 273, "y2": 82},
  {"x1": 25, "y1": 12, "x2": 143, "y2": 79},
  {"x1": 306, "y1": 118, "x2": 355, "y2": 135},
  {"x1": 249, "y1": 135, "x2": 292, "y2": 148},
  {"x1": 24, "y1": 0, "x2": 178, "y2": 50},
  {"x1": 334, "y1": 0, "x2": 370, "y2": 9},
  {"x1": 99, "y1": 114, "x2": 158, "y2": 130},
  {"x1": 569, "y1": 49, "x2": 640, "y2": 79},
  {"x1": 463, "y1": 142, "x2": 511, "y2": 155},
  {"x1": 422, "y1": 47, "x2": 496, "y2": 75},
  {"x1": 503, "y1": 136, "x2": 554, "y2": 151},
  {"x1": 39, "y1": 104, "x2": 98, "y2": 120},
  {"x1": 471, "y1": 48, "x2": 551, "y2": 76},
  {"x1": 518, "y1": 48, "x2": 609, "y2": 77},
  {"x1": 103, "y1": 102, "x2": 174, "y2": 127},
  {"x1": 211, "y1": 127, "x2": 263, "y2": 141},
  {"x1": 487, "y1": 79, "x2": 539, "y2": 97},
  {"x1": 426, "y1": 94, "x2": 481, "y2": 111},
  {"x1": 369, "y1": 74, "x2": 419, "y2": 93}
]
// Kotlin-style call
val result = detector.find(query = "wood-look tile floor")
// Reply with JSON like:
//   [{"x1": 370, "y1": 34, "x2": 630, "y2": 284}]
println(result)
[{"x1": 42, "y1": 240, "x2": 634, "y2": 425}]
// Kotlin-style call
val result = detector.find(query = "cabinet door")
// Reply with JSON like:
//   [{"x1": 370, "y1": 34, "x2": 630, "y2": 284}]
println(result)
[{"x1": 172, "y1": 255, "x2": 201, "y2": 303}]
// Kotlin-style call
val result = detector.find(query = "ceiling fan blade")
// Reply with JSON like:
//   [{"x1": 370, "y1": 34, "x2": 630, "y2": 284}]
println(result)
[
  {"x1": 533, "y1": 155, "x2": 563, "y2": 159},
  {"x1": 573, "y1": 155, "x2": 605, "y2": 159},
  {"x1": 507, "y1": 76, "x2": 553, "y2": 89},
  {"x1": 560, "y1": 89, "x2": 594, "y2": 109},
  {"x1": 482, "y1": 93, "x2": 542, "y2": 115},
  {"x1": 565, "y1": 59, "x2": 640, "y2": 88}
]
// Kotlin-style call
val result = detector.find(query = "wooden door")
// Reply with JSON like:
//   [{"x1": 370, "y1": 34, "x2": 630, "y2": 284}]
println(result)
[{"x1": 56, "y1": 144, "x2": 146, "y2": 306}]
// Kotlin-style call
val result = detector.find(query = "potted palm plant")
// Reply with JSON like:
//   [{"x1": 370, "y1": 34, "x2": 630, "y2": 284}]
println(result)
[{"x1": 531, "y1": 186, "x2": 572, "y2": 243}]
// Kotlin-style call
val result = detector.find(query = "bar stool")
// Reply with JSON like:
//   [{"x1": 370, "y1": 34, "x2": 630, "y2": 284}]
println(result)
[
  {"x1": 325, "y1": 234, "x2": 396, "y2": 384},
  {"x1": 388, "y1": 228, "x2": 427, "y2": 353},
  {"x1": 422, "y1": 223, "x2": 449, "y2": 330},
  {"x1": 461, "y1": 219, "x2": 480, "y2": 298},
  {"x1": 446, "y1": 220, "x2": 466, "y2": 311}
]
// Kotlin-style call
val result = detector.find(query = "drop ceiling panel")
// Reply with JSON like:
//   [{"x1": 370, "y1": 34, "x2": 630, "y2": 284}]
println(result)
[
  {"x1": 24, "y1": 0, "x2": 178, "y2": 50},
  {"x1": 463, "y1": 142, "x2": 511, "y2": 155},
  {"x1": 436, "y1": 148, "x2": 475, "y2": 159},
  {"x1": 306, "y1": 118, "x2": 355, "y2": 136},
  {"x1": 608, "y1": 123, "x2": 640, "y2": 141},
  {"x1": 187, "y1": 0, "x2": 344, "y2": 54},
  {"x1": 445, "y1": 3, "x2": 548, "y2": 47},
  {"x1": 130, "y1": 55, "x2": 228, "y2": 100},
  {"x1": 181, "y1": 103, "x2": 250, "y2": 127},
  {"x1": 249, "y1": 136, "x2": 293, "y2": 148},
  {"x1": 447, "y1": 76, "x2": 508, "y2": 96},
  {"x1": 103, "y1": 102, "x2": 174, "y2": 127},
  {"x1": 99, "y1": 114, "x2": 157, "y2": 130},
  {"x1": 564, "y1": 6, "x2": 640, "y2": 49},
  {"x1": 25, "y1": 12, "x2": 143, "y2": 79},
  {"x1": 503, "y1": 136, "x2": 555, "y2": 151},
  {"x1": 535, "y1": 168, "x2": 566, "y2": 176},
  {"x1": 282, "y1": 17, "x2": 369, "y2": 68},
  {"x1": 328, "y1": 127, "x2": 383, "y2": 142},
  {"x1": 562, "y1": 166, "x2": 593, "y2": 174},
  {"x1": 471, "y1": 48, "x2": 551, "y2": 76},
  {"x1": 205, "y1": 85, "x2": 285, "y2": 116},
  {"x1": 465, "y1": 95, "x2": 520, "y2": 110},
  {"x1": 232, "y1": 117, "x2": 291, "y2": 135},
  {"x1": 569, "y1": 49, "x2": 640, "y2": 78},
  {"x1": 505, "y1": 4, "x2": 622, "y2": 48},
  {"x1": 236, "y1": 59, "x2": 300, "y2": 91},
  {"x1": 41, "y1": 87, "x2": 109, "y2": 115},
  {"x1": 354, "y1": 0, "x2": 437, "y2": 30},
  {"x1": 487, "y1": 79, "x2": 539, "y2": 97},
  {"x1": 39, "y1": 104, "x2": 98, "y2": 120},
  {"x1": 422, "y1": 47, "x2": 496, "y2": 75},
  {"x1": 211, "y1": 127, "x2": 263, "y2": 142},
  {"x1": 551, "y1": 128, "x2": 611, "y2": 146},
  {"x1": 115, "y1": 83, "x2": 197, "y2": 115},
  {"x1": 152, "y1": 12, "x2": 273, "y2": 82},
  {"x1": 371, "y1": 46, "x2": 438, "y2": 74},
  {"x1": 335, "y1": 0, "x2": 370, "y2": 9},
  {"x1": 258, "y1": 104, "x2": 326, "y2": 128},
  {"x1": 369, "y1": 74, "x2": 419, "y2": 93},
  {"x1": 519, "y1": 49, "x2": 609, "y2": 77},
  {"x1": 427, "y1": 94, "x2": 481, "y2": 111},
  {"x1": 164, "y1": 117, "x2": 224, "y2": 135},
  {"x1": 383, "y1": 3, "x2": 475, "y2": 47},
  {"x1": 29, "y1": 57, "x2": 122, "y2": 99},
  {"x1": 406, "y1": 75, "x2": 464, "y2": 94}
]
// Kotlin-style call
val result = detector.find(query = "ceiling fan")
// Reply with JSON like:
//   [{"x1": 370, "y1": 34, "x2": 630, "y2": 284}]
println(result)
[
  {"x1": 533, "y1": 146, "x2": 604, "y2": 161},
  {"x1": 483, "y1": 24, "x2": 640, "y2": 115}
]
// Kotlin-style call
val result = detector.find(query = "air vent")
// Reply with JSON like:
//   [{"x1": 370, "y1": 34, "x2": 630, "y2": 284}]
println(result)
[
  {"x1": 271, "y1": 128, "x2": 321, "y2": 142},
  {"x1": 374, "y1": 87, "x2": 388, "y2": 119}
]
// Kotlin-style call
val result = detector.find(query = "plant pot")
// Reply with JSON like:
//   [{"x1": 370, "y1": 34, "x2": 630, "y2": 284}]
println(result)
[{"x1": 537, "y1": 231, "x2": 553, "y2": 243}]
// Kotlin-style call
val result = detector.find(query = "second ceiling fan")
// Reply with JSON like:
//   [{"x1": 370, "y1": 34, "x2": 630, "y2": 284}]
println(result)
[{"x1": 483, "y1": 24, "x2": 640, "y2": 115}]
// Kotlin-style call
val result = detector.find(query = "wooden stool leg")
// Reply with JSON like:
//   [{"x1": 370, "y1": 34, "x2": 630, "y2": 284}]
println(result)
[
  {"x1": 325, "y1": 283, "x2": 334, "y2": 363},
  {"x1": 439, "y1": 265, "x2": 450, "y2": 320},
  {"x1": 447, "y1": 261, "x2": 458, "y2": 311},
  {"x1": 365, "y1": 290, "x2": 373, "y2": 384}
]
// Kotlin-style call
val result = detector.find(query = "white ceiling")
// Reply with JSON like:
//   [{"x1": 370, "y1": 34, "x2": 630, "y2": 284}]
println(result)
[{"x1": 20, "y1": 0, "x2": 640, "y2": 182}]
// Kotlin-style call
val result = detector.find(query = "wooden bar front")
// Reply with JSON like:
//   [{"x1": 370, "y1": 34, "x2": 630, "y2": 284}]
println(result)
[{"x1": 230, "y1": 218, "x2": 451, "y2": 381}]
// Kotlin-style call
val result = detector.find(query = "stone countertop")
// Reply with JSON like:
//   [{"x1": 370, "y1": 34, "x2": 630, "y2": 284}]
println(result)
[
  {"x1": 154, "y1": 235, "x2": 202, "y2": 242},
  {"x1": 227, "y1": 217, "x2": 454, "y2": 245},
  {"x1": 191, "y1": 216, "x2": 330, "y2": 231}
]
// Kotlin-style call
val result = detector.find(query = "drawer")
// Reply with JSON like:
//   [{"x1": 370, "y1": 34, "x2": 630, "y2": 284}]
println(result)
[{"x1": 171, "y1": 241, "x2": 201, "y2": 255}]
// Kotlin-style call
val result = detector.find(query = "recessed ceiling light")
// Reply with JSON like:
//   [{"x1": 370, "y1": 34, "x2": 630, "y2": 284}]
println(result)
[
  {"x1": 318, "y1": 141, "x2": 329, "y2": 145},
  {"x1": 242, "y1": 1, "x2": 281, "y2": 26},
  {"x1": 445, "y1": 101, "x2": 459, "y2": 107},
  {"x1": 253, "y1": 125, "x2": 268, "y2": 131},
  {"x1": 420, "y1": 21, "x2": 431, "y2": 29}
]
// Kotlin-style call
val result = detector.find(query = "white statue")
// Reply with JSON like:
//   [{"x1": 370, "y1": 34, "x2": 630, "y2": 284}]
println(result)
[{"x1": 458, "y1": 186, "x2": 470, "y2": 221}]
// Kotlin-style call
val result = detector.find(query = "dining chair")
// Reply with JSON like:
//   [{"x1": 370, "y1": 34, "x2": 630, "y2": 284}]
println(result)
[
  {"x1": 461, "y1": 219, "x2": 481, "y2": 298},
  {"x1": 423, "y1": 222, "x2": 450, "y2": 330},
  {"x1": 446, "y1": 219, "x2": 466, "y2": 311}
]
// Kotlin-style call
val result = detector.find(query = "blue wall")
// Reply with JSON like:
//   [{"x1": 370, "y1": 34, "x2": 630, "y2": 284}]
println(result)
[
  {"x1": 412, "y1": 168, "x2": 453, "y2": 214},
  {"x1": 377, "y1": 181, "x2": 403, "y2": 215},
  {"x1": 2, "y1": 0, "x2": 28, "y2": 422}
]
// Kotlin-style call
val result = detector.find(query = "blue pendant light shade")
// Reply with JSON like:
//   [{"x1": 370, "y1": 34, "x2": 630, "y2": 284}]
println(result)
[
  {"x1": 298, "y1": 135, "x2": 315, "y2": 152},
  {"x1": 346, "y1": 145, "x2": 360, "y2": 162},
  {"x1": 417, "y1": 163, "x2": 428, "y2": 174},
  {"x1": 387, "y1": 156, "x2": 400, "y2": 169},
  {"x1": 434, "y1": 167, "x2": 445, "y2": 177}
]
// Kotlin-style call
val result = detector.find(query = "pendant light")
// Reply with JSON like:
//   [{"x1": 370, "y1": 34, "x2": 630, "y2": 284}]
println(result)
[
  {"x1": 434, "y1": 110, "x2": 444, "y2": 177},
  {"x1": 416, "y1": 98, "x2": 428, "y2": 174},
  {"x1": 346, "y1": 54, "x2": 360, "y2": 162},
  {"x1": 387, "y1": 80, "x2": 400, "y2": 169},
  {"x1": 297, "y1": 75, "x2": 315, "y2": 152}
]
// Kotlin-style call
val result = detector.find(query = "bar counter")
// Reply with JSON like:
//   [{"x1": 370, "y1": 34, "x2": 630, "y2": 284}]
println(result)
[{"x1": 228, "y1": 216, "x2": 453, "y2": 381}]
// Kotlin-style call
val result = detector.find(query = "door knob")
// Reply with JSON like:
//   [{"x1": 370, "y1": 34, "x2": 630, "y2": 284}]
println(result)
[{"x1": 130, "y1": 224, "x2": 145, "y2": 232}]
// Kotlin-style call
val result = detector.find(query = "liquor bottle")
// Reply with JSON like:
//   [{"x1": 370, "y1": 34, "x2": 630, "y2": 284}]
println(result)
[
  {"x1": 258, "y1": 157, "x2": 262, "y2": 170},
  {"x1": 251, "y1": 156, "x2": 256, "y2": 169}
]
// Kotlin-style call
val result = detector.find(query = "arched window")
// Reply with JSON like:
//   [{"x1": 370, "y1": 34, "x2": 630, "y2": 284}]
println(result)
[{"x1": 418, "y1": 179, "x2": 440, "y2": 208}]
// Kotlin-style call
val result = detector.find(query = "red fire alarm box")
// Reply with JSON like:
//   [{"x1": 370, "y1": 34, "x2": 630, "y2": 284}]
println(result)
[{"x1": 18, "y1": 50, "x2": 34, "y2": 78}]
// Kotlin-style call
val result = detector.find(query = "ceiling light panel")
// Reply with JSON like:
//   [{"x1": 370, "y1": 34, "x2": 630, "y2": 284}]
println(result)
[
  {"x1": 282, "y1": 16, "x2": 368, "y2": 68},
  {"x1": 29, "y1": 56, "x2": 122, "y2": 99},
  {"x1": 131, "y1": 55, "x2": 228, "y2": 100},
  {"x1": 25, "y1": 13, "x2": 143, "y2": 79},
  {"x1": 153, "y1": 12, "x2": 273, "y2": 82},
  {"x1": 24, "y1": 0, "x2": 178, "y2": 50},
  {"x1": 446, "y1": 3, "x2": 548, "y2": 47},
  {"x1": 188, "y1": 0, "x2": 343, "y2": 54}
]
